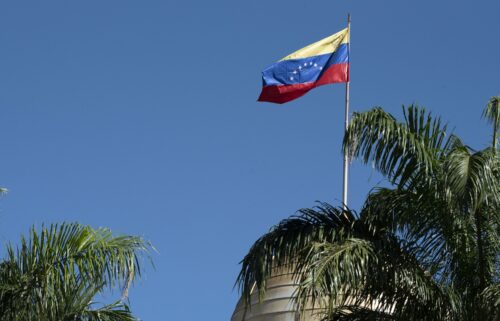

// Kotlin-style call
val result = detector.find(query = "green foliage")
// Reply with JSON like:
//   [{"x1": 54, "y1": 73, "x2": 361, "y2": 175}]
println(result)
[
  {"x1": 0, "y1": 223, "x2": 152, "y2": 321},
  {"x1": 483, "y1": 96, "x2": 500, "y2": 150},
  {"x1": 237, "y1": 98, "x2": 500, "y2": 321}
]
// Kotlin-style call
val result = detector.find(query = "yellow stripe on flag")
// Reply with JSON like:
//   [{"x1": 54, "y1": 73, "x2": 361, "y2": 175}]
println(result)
[{"x1": 279, "y1": 28, "x2": 349, "y2": 61}]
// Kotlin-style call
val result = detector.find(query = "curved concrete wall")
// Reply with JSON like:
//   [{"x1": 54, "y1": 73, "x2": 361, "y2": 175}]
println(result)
[{"x1": 231, "y1": 271, "x2": 323, "y2": 321}]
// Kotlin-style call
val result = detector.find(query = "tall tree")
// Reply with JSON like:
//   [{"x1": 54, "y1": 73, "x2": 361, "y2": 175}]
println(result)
[
  {"x1": 237, "y1": 99, "x2": 500, "y2": 321},
  {"x1": 0, "y1": 223, "x2": 152, "y2": 321}
]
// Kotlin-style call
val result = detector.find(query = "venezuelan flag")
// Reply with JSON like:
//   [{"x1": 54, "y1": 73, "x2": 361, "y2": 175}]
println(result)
[{"x1": 258, "y1": 28, "x2": 349, "y2": 104}]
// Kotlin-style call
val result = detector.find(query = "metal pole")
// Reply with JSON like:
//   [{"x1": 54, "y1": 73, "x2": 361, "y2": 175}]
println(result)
[{"x1": 342, "y1": 13, "x2": 351, "y2": 210}]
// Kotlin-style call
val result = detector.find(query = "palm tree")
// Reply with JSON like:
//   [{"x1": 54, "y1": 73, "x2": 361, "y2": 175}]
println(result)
[
  {"x1": 236, "y1": 99, "x2": 500, "y2": 321},
  {"x1": 0, "y1": 223, "x2": 152, "y2": 321}
]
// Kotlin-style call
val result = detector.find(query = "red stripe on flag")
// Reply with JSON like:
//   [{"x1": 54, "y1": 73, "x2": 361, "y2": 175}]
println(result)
[
  {"x1": 258, "y1": 63, "x2": 349, "y2": 104},
  {"x1": 258, "y1": 82, "x2": 316, "y2": 104},
  {"x1": 315, "y1": 63, "x2": 349, "y2": 86}
]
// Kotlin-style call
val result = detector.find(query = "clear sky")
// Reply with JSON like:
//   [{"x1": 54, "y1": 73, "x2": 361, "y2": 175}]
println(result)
[{"x1": 0, "y1": 1, "x2": 499, "y2": 320}]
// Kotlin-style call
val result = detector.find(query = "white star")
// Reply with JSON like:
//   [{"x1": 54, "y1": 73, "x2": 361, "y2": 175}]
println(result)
[
  {"x1": 303, "y1": 63, "x2": 307, "y2": 66},
  {"x1": 314, "y1": 63, "x2": 318, "y2": 67},
  {"x1": 290, "y1": 76, "x2": 294, "y2": 81},
  {"x1": 319, "y1": 66, "x2": 323, "y2": 70},
  {"x1": 298, "y1": 66, "x2": 302, "y2": 70},
  {"x1": 293, "y1": 70, "x2": 297, "y2": 74},
  {"x1": 309, "y1": 62, "x2": 313, "y2": 66}
]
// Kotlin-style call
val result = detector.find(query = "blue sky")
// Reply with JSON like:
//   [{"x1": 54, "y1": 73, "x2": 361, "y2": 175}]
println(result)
[{"x1": 0, "y1": 1, "x2": 499, "y2": 320}]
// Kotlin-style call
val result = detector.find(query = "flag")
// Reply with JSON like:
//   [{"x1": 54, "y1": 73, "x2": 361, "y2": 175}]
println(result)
[{"x1": 258, "y1": 28, "x2": 350, "y2": 104}]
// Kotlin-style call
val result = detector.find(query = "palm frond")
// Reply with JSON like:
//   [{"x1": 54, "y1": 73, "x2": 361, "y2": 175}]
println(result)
[
  {"x1": 329, "y1": 306, "x2": 395, "y2": 321},
  {"x1": 483, "y1": 96, "x2": 500, "y2": 150},
  {"x1": 444, "y1": 145, "x2": 500, "y2": 208},
  {"x1": 73, "y1": 301, "x2": 137, "y2": 321},
  {"x1": 236, "y1": 203, "x2": 356, "y2": 303},
  {"x1": 343, "y1": 105, "x2": 452, "y2": 188},
  {"x1": 237, "y1": 203, "x2": 461, "y2": 320},
  {"x1": 0, "y1": 223, "x2": 152, "y2": 321},
  {"x1": 482, "y1": 283, "x2": 500, "y2": 319},
  {"x1": 294, "y1": 213, "x2": 461, "y2": 321}
]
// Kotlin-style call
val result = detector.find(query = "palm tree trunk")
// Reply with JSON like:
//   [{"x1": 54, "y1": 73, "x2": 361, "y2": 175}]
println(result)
[{"x1": 475, "y1": 208, "x2": 486, "y2": 321}]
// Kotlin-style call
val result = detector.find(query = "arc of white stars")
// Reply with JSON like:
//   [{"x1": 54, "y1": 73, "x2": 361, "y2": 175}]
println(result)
[
  {"x1": 291, "y1": 61, "x2": 324, "y2": 79},
  {"x1": 288, "y1": 60, "x2": 326, "y2": 82}
]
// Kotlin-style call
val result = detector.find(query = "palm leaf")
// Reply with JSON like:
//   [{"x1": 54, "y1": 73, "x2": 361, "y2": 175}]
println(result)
[
  {"x1": 0, "y1": 223, "x2": 152, "y2": 321},
  {"x1": 343, "y1": 105, "x2": 452, "y2": 188}
]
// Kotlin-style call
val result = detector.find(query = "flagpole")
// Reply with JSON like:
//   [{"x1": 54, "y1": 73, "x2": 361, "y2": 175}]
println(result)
[{"x1": 342, "y1": 13, "x2": 351, "y2": 210}]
